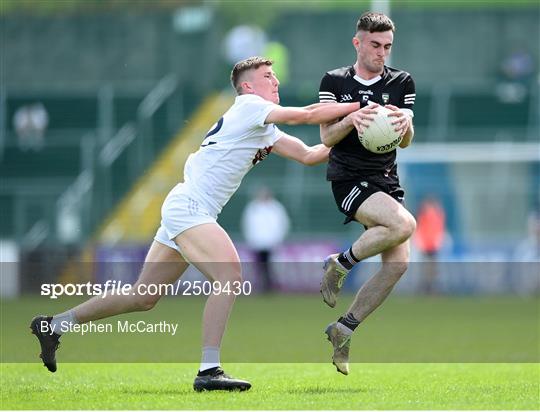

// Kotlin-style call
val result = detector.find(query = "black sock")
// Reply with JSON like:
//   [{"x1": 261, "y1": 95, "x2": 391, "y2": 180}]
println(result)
[
  {"x1": 338, "y1": 313, "x2": 360, "y2": 331},
  {"x1": 337, "y1": 247, "x2": 360, "y2": 270}
]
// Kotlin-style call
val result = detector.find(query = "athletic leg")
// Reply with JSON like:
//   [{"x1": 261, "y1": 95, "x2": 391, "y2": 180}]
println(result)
[
  {"x1": 31, "y1": 240, "x2": 188, "y2": 372},
  {"x1": 346, "y1": 241, "x2": 410, "y2": 321},
  {"x1": 173, "y1": 223, "x2": 251, "y2": 391},
  {"x1": 323, "y1": 193, "x2": 414, "y2": 375},
  {"x1": 321, "y1": 191, "x2": 415, "y2": 307},
  {"x1": 73, "y1": 241, "x2": 189, "y2": 323},
  {"x1": 174, "y1": 223, "x2": 242, "y2": 349},
  {"x1": 350, "y1": 192, "x2": 416, "y2": 260},
  {"x1": 324, "y1": 241, "x2": 410, "y2": 375}
]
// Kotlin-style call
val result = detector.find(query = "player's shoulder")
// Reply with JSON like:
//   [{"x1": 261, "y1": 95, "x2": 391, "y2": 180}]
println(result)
[
  {"x1": 237, "y1": 94, "x2": 272, "y2": 105},
  {"x1": 324, "y1": 66, "x2": 354, "y2": 79},
  {"x1": 384, "y1": 65, "x2": 414, "y2": 83},
  {"x1": 233, "y1": 94, "x2": 277, "y2": 112}
]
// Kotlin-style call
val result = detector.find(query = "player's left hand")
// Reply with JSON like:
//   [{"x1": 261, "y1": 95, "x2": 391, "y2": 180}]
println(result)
[{"x1": 385, "y1": 104, "x2": 411, "y2": 137}]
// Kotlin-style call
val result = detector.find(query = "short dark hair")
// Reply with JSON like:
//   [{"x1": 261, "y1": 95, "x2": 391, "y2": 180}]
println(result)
[
  {"x1": 356, "y1": 12, "x2": 395, "y2": 34},
  {"x1": 230, "y1": 56, "x2": 273, "y2": 94}
]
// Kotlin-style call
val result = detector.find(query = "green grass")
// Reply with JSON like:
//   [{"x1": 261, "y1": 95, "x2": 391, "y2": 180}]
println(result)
[
  {"x1": 2, "y1": 295, "x2": 538, "y2": 363},
  {"x1": 1, "y1": 295, "x2": 539, "y2": 409},
  {"x1": 1, "y1": 363, "x2": 538, "y2": 409}
]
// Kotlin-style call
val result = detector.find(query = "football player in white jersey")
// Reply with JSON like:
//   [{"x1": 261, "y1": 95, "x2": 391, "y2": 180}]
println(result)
[{"x1": 31, "y1": 57, "x2": 363, "y2": 392}]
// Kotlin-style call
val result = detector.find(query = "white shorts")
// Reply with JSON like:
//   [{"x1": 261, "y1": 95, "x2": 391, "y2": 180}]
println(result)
[{"x1": 154, "y1": 183, "x2": 217, "y2": 253}]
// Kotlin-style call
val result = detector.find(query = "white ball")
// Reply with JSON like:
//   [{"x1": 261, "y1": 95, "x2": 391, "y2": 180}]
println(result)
[{"x1": 358, "y1": 106, "x2": 402, "y2": 154}]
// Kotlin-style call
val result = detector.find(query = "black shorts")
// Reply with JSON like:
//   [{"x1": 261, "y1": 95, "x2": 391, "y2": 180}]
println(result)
[{"x1": 331, "y1": 174, "x2": 405, "y2": 225}]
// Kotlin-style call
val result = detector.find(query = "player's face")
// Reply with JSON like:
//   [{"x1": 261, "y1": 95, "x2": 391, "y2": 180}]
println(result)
[
  {"x1": 355, "y1": 30, "x2": 393, "y2": 75},
  {"x1": 245, "y1": 65, "x2": 280, "y2": 104}
]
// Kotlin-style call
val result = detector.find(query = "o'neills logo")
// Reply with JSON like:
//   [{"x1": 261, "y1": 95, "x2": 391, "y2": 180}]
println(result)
[{"x1": 377, "y1": 137, "x2": 401, "y2": 152}]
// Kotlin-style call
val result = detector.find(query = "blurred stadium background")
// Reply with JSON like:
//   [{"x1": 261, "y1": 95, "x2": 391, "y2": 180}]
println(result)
[{"x1": 0, "y1": 0, "x2": 539, "y2": 298}]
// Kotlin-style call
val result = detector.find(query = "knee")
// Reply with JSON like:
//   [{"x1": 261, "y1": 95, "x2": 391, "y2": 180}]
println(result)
[
  {"x1": 131, "y1": 292, "x2": 159, "y2": 311},
  {"x1": 212, "y1": 262, "x2": 243, "y2": 284},
  {"x1": 222, "y1": 267, "x2": 243, "y2": 284},
  {"x1": 391, "y1": 213, "x2": 416, "y2": 243}
]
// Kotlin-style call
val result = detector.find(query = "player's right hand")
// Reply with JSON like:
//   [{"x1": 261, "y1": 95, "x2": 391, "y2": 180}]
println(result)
[{"x1": 349, "y1": 103, "x2": 378, "y2": 135}]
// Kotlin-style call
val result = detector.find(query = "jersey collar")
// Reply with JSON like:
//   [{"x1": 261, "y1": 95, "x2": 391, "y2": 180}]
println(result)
[{"x1": 349, "y1": 65, "x2": 384, "y2": 86}]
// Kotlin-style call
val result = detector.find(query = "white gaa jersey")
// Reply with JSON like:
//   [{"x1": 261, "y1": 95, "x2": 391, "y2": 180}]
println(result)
[{"x1": 182, "y1": 94, "x2": 281, "y2": 215}]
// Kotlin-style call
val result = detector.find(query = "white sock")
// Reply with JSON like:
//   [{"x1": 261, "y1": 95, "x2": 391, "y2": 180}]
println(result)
[
  {"x1": 199, "y1": 346, "x2": 220, "y2": 372},
  {"x1": 50, "y1": 310, "x2": 78, "y2": 335}
]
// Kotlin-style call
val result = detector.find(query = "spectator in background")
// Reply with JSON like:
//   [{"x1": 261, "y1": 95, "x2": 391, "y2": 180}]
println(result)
[
  {"x1": 223, "y1": 25, "x2": 267, "y2": 65},
  {"x1": 513, "y1": 207, "x2": 540, "y2": 294},
  {"x1": 241, "y1": 187, "x2": 290, "y2": 292},
  {"x1": 414, "y1": 195, "x2": 446, "y2": 294},
  {"x1": 496, "y1": 49, "x2": 535, "y2": 104},
  {"x1": 514, "y1": 208, "x2": 540, "y2": 262},
  {"x1": 13, "y1": 102, "x2": 49, "y2": 151}
]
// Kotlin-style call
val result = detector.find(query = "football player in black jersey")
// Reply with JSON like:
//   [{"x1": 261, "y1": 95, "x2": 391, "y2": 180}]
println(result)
[{"x1": 319, "y1": 12, "x2": 417, "y2": 375}]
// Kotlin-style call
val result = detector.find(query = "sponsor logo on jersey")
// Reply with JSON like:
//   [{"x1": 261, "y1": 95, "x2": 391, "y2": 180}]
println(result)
[
  {"x1": 252, "y1": 146, "x2": 273, "y2": 165},
  {"x1": 358, "y1": 90, "x2": 373, "y2": 95}
]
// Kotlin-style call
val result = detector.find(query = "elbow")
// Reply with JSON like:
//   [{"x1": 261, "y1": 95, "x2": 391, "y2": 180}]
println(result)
[
  {"x1": 322, "y1": 140, "x2": 333, "y2": 148},
  {"x1": 299, "y1": 152, "x2": 316, "y2": 166},
  {"x1": 303, "y1": 144, "x2": 329, "y2": 165},
  {"x1": 399, "y1": 129, "x2": 414, "y2": 148},
  {"x1": 301, "y1": 148, "x2": 322, "y2": 166},
  {"x1": 304, "y1": 158, "x2": 324, "y2": 166},
  {"x1": 399, "y1": 138, "x2": 411, "y2": 149},
  {"x1": 320, "y1": 134, "x2": 333, "y2": 148}
]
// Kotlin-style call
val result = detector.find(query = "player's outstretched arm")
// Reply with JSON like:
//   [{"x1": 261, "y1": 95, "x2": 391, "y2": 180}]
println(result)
[
  {"x1": 272, "y1": 132, "x2": 330, "y2": 166},
  {"x1": 265, "y1": 102, "x2": 360, "y2": 126}
]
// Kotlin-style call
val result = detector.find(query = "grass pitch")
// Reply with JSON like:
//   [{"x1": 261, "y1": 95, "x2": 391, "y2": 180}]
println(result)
[
  {"x1": 1, "y1": 294, "x2": 539, "y2": 409},
  {"x1": 1, "y1": 363, "x2": 538, "y2": 409}
]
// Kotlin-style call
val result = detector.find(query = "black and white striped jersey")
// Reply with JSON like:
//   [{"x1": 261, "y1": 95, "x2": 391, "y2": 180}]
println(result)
[{"x1": 319, "y1": 65, "x2": 415, "y2": 181}]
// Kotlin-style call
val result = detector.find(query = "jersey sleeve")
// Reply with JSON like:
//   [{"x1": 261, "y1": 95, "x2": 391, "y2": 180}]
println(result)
[
  {"x1": 318, "y1": 73, "x2": 338, "y2": 103},
  {"x1": 400, "y1": 76, "x2": 416, "y2": 117},
  {"x1": 270, "y1": 126, "x2": 283, "y2": 145},
  {"x1": 250, "y1": 98, "x2": 280, "y2": 128}
]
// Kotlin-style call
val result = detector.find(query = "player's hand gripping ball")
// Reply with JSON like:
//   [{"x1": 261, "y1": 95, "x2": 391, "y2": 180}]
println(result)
[{"x1": 358, "y1": 105, "x2": 402, "y2": 154}]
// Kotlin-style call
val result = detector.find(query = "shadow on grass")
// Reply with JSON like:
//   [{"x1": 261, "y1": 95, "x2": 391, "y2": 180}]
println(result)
[
  {"x1": 117, "y1": 388, "x2": 194, "y2": 395},
  {"x1": 287, "y1": 386, "x2": 367, "y2": 395}
]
